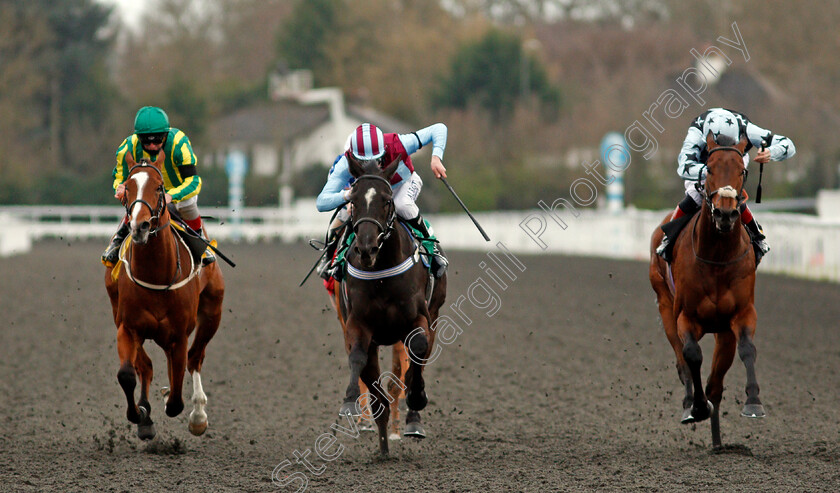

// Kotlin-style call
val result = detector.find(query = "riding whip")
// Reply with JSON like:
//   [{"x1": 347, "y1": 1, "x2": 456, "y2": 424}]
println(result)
[
  {"x1": 299, "y1": 206, "x2": 343, "y2": 287},
  {"x1": 440, "y1": 177, "x2": 490, "y2": 242},
  {"x1": 755, "y1": 140, "x2": 767, "y2": 204},
  {"x1": 177, "y1": 219, "x2": 236, "y2": 268}
]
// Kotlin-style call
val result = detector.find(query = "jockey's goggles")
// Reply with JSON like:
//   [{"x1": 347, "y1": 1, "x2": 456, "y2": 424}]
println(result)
[{"x1": 139, "y1": 133, "x2": 167, "y2": 145}]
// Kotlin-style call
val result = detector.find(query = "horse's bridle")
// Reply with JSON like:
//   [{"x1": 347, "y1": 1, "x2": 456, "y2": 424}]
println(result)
[
  {"x1": 124, "y1": 163, "x2": 169, "y2": 235},
  {"x1": 698, "y1": 146, "x2": 749, "y2": 216},
  {"x1": 692, "y1": 145, "x2": 752, "y2": 266},
  {"x1": 350, "y1": 174, "x2": 397, "y2": 246}
]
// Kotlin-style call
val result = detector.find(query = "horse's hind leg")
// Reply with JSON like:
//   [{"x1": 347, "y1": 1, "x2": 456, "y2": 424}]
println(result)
[
  {"x1": 733, "y1": 311, "x2": 765, "y2": 419},
  {"x1": 387, "y1": 343, "x2": 409, "y2": 440},
  {"x1": 116, "y1": 325, "x2": 142, "y2": 424},
  {"x1": 186, "y1": 285, "x2": 224, "y2": 436},
  {"x1": 706, "y1": 332, "x2": 736, "y2": 449},
  {"x1": 134, "y1": 345, "x2": 157, "y2": 440},
  {"x1": 359, "y1": 344, "x2": 389, "y2": 456}
]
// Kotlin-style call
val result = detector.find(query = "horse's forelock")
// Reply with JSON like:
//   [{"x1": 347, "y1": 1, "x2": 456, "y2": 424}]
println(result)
[{"x1": 714, "y1": 133, "x2": 737, "y2": 147}]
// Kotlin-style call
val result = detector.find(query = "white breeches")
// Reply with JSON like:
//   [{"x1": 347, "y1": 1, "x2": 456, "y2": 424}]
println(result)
[
  {"x1": 394, "y1": 172, "x2": 422, "y2": 220},
  {"x1": 174, "y1": 196, "x2": 200, "y2": 221}
]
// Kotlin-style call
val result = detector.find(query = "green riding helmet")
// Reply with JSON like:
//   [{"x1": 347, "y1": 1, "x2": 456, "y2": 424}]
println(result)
[{"x1": 134, "y1": 106, "x2": 170, "y2": 135}]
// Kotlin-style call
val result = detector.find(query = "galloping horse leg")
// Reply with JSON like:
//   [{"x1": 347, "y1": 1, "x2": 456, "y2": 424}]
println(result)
[
  {"x1": 340, "y1": 320, "x2": 370, "y2": 417},
  {"x1": 404, "y1": 318, "x2": 430, "y2": 413},
  {"x1": 164, "y1": 337, "x2": 187, "y2": 417},
  {"x1": 387, "y1": 343, "x2": 409, "y2": 440},
  {"x1": 734, "y1": 313, "x2": 765, "y2": 418},
  {"x1": 359, "y1": 343, "x2": 390, "y2": 456},
  {"x1": 134, "y1": 345, "x2": 157, "y2": 440},
  {"x1": 186, "y1": 282, "x2": 224, "y2": 436},
  {"x1": 116, "y1": 324, "x2": 141, "y2": 424},
  {"x1": 706, "y1": 331, "x2": 736, "y2": 449},
  {"x1": 680, "y1": 318, "x2": 712, "y2": 423},
  {"x1": 657, "y1": 294, "x2": 694, "y2": 421}
]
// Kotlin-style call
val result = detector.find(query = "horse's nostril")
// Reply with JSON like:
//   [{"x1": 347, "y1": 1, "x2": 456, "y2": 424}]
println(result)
[
  {"x1": 713, "y1": 209, "x2": 722, "y2": 218},
  {"x1": 354, "y1": 246, "x2": 361, "y2": 255},
  {"x1": 140, "y1": 221, "x2": 151, "y2": 232},
  {"x1": 370, "y1": 246, "x2": 379, "y2": 256},
  {"x1": 730, "y1": 210, "x2": 740, "y2": 221}
]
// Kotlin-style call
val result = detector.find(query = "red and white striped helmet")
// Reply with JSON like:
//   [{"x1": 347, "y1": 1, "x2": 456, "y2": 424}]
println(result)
[{"x1": 349, "y1": 123, "x2": 385, "y2": 161}]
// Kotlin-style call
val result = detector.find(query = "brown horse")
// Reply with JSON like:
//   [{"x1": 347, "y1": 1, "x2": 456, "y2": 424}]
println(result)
[
  {"x1": 104, "y1": 152, "x2": 225, "y2": 440},
  {"x1": 649, "y1": 133, "x2": 765, "y2": 449},
  {"x1": 333, "y1": 156, "x2": 446, "y2": 455}
]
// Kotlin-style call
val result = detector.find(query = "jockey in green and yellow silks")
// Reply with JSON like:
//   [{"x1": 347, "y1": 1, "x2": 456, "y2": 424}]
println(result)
[{"x1": 101, "y1": 106, "x2": 215, "y2": 267}]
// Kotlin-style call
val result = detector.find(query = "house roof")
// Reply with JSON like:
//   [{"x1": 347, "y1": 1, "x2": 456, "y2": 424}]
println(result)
[{"x1": 207, "y1": 100, "x2": 331, "y2": 145}]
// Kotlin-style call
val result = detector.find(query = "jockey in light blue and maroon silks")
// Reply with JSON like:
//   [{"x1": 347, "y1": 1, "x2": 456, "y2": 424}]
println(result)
[{"x1": 316, "y1": 123, "x2": 449, "y2": 281}]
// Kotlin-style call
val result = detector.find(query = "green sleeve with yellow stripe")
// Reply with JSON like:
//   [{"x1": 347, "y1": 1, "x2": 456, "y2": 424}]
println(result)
[{"x1": 111, "y1": 129, "x2": 202, "y2": 203}]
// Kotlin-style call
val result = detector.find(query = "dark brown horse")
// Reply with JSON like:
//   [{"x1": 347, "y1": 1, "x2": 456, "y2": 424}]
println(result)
[
  {"x1": 333, "y1": 156, "x2": 446, "y2": 455},
  {"x1": 649, "y1": 133, "x2": 765, "y2": 449},
  {"x1": 104, "y1": 151, "x2": 225, "y2": 440}
]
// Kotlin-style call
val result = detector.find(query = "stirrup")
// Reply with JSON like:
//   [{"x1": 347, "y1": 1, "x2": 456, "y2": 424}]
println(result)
[
  {"x1": 201, "y1": 249, "x2": 216, "y2": 266},
  {"x1": 655, "y1": 236, "x2": 671, "y2": 261}
]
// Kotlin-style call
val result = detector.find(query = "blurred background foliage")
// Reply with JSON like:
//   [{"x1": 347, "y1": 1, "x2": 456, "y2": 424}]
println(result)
[{"x1": 0, "y1": 0, "x2": 837, "y2": 211}]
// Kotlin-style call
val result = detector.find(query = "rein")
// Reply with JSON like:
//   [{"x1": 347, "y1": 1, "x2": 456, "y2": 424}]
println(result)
[
  {"x1": 692, "y1": 145, "x2": 751, "y2": 266},
  {"x1": 346, "y1": 174, "x2": 417, "y2": 280},
  {"x1": 125, "y1": 163, "x2": 169, "y2": 235},
  {"x1": 119, "y1": 162, "x2": 198, "y2": 290}
]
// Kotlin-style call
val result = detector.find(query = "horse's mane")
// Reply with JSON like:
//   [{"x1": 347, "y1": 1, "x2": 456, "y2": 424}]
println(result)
[{"x1": 712, "y1": 133, "x2": 738, "y2": 147}]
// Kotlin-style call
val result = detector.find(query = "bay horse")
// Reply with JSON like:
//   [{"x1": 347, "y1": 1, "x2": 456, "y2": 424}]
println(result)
[
  {"x1": 649, "y1": 132, "x2": 765, "y2": 449},
  {"x1": 333, "y1": 156, "x2": 446, "y2": 455},
  {"x1": 104, "y1": 151, "x2": 225, "y2": 440}
]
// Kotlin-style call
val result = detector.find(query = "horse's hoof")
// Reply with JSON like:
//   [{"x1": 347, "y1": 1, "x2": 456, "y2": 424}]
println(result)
[
  {"x1": 403, "y1": 421, "x2": 426, "y2": 438},
  {"x1": 338, "y1": 401, "x2": 362, "y2": 417},
  {"x1": 741, "y1": 403, "x2": 766, "y2": 418},
  {"x1": 680, "y1": 407, "x2": 694, "y2": 424},
  {"x1": 189, "y1": 420, "x2": 208, "y2": 436},
  {"x1": 165, "y1": 399, "x2": 184, "y2": 417},
  {"x1": 358, "y1": 417, "x2": 375, "y2": 432},
  {"x1": 137, "y1": 423, "x2": 156, "y2": 441},
  {"x1": 682, "y1": 402, "x2": 713, "y2": 424}
]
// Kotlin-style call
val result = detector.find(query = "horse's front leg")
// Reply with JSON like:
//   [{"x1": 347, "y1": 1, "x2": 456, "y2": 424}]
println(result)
[
  {"x1": 134, "y1": 345, "x2": 156, "y2": 440},
  {"x1": 656, "y1": 290, "x2": 694, "y2": 421},
  {"x1": 164, "y1": 336, "x2": 187, "y2": 417},
  {"x1": 733, "y1": 308, "x2": 765, "y2": 418},
  {"x1": 340, "y1": 319, "x2": 370, "y2": 417},
  {"x1": 359, "y1": 343, "x2": 390, "y2": 456},
  {"x1": 116, "y1": 324, "x2": 141, "y2": 424},
  {"x1": 678, "y1": 314, "x2": 712, "y2": 423},
  {"x1": 706, "y1": 331, "x2": 736, "y2": 448},
  {"x1": 404, "y1": 316, "x2": 431, "y2": 413}
]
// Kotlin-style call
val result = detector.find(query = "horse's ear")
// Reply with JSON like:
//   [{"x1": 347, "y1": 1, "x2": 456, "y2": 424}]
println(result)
[
  {"x1": 736, "y1": 133, "x2": 749, "y2": 154},
  {"x1": 125, "y1": 151, "x2": 136, "y2": 167},
  {"x1": 347, "y1": 153, "x2": 364, "y2": 178},
  {"x1": 152, "y1": 150, "x2": 165, "y2": 169},
  {"x1": 382, "y1": 156, "x2": 400, "y2": 181},
  {"x1": 705, "y1": 131, "x2": 717, "y2": 151}
]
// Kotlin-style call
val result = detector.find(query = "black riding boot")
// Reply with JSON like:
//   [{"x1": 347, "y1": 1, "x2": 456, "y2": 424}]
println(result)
[
  {"x1": 744, "y1": 219, "x2": 770, "y2": 266},
  {"x1": 656, "y1": 195, "x2": 701, "y2": 263},
  {"x1": 317, "y1": 225, "x2": 344, "y2": 280},
  {"x1": 406, "y1": 215, "x2": 448, "y2": 278},
  {"x1": 101, "y1": 221, "x2": 130, "y2": 266},
  {"x1": 198, "y1": 228, "x2": 216, "y2": 266}
]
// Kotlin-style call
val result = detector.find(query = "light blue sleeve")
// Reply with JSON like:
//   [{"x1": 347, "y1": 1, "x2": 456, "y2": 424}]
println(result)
[
  {"x1": 316, "y1": 156, "x2": 353, "y2": 212},
  {"x1": 745, "y1": 121, "x2": 796, "y2": 162},
  {"x1": 398, "y1": 123, "x2": 447, "y2": 160},
  {"x1": 677, "y1": 126, "x2": 706, "y2": 181}
]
